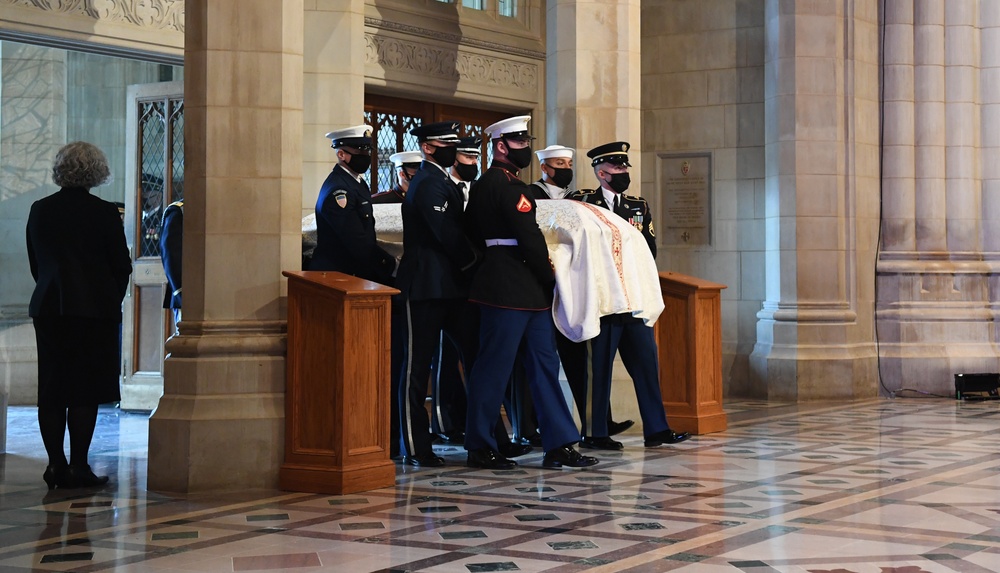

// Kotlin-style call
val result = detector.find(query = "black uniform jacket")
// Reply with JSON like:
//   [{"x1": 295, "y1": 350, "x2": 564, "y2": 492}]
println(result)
[
  {"x1": 395, "y1": 161, "x2": 479, "y2": 301},
  {"x1": 159, "y1": 201, "x2": 183, "y2": 309},
  {"x1": 371, "y1": 187, "x2": 405, "y2": 204},
  {"x1": 567, "y1": 187, "x2": 657, "y2": 258},
  {"x1": 465, "y1": 160, "x2": 555, "y2": 310},
  {"x1": 310, "y1": 164, "x2": 395, "y2": 284},
  {"x1": 26, "y1": 187, "x2": 132, "y2": 321}
]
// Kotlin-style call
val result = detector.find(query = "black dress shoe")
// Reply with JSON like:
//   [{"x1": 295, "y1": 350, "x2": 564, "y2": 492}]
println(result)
[
  {"x1": 580, "y1": 436, "x2": 624, "y2": 451},
  {"x1": 436, "y1": 430, "x2": 465, "y2": 445},
  {"x1": 66, "y1": 464, "x2": 109, "y2": 488},
  {"x1": 466, "y1": 448, "x2": 517, "y2": 470},
  {"x1": 42, "y1": 464, "x2": 70, "y2": 490},
  {"x1": 542, "y1": 445, "x2": 599, "y2": 469},
  {"x1": 403, "y1": 453, "x2": 445, "y2": 467},
  {"x1": 498, "y1": 442, "x2": 533, "y2": 458},
  {"x1": 608, "y1": 419, "x2": 635, "y2": 436},
  {"x1": 644, "y1": 429, "x2": 692, "y2": 447}
]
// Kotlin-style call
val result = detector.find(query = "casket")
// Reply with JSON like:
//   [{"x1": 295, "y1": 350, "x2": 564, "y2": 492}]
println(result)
[{"x1": 301, "y1": 201, "x2": 662, "y2": 342}]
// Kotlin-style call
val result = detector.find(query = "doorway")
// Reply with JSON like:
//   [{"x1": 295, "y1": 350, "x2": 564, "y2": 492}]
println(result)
[{"x1": 120, "y1": 81, "x2": 184, "y2": 411}]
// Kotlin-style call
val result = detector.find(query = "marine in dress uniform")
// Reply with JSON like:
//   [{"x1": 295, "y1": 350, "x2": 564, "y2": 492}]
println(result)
[
  {"x1": 566, "y1": 141, "x2": 691, "y2": 449},
  {"x1": 309, "y1": 124, "x2": 396, "y2": 284},
  {"x1": 372, "y1": 150, "x2": 422, "y2": 204},
  {"x1": 463, "y1": 115, "x2": 598, "y2": 470},
  {"x1": 530, "y1": 145, "x2": 636, "y2": 444},
  {"x1": 159, "y1": 199, "x2": 183, "y2": 335},
  {"x1": 396, "y1": 121, "x2": 481, "y2": 467}
]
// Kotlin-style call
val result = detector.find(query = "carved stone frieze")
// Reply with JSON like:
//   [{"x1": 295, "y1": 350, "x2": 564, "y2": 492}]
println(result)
[
  {"x1": 365, "y1": 34, "x2": 538, "y2": 93},
  {"x1": 1, "y1": 0, "x2": 184, "y2": 31}
]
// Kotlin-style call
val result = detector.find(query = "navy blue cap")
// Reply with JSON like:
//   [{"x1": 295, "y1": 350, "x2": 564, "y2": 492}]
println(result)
[
  {"x1": 456, "y1": 136, "x2": 482, "y2": 156},
  {"x1": 410, "y1": 121, "x2": 461, "y2": 143},
  {"x1": 587, "y1": 141, "x2": 631, "y2": 167}
]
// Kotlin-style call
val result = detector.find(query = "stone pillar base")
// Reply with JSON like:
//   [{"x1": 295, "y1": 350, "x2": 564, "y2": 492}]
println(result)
[
  {"x1": 120, "y1": 373, "x2": 163, "y2": 411},
  {"x1": 749, "y1": 344, "x2": 878, "y2": 401},
  {"x1": 148, "y1": 393, "x2": 284, "y2": 492},
  {"x1": 750, "y1": 306, "x2": 879, "y2": 401},
  {"x1": 0, "y1": 319, "x2": 38, "y2": 405},
  {"x1": 147, "y1": 325, "x2": 285, "y2": 493}
]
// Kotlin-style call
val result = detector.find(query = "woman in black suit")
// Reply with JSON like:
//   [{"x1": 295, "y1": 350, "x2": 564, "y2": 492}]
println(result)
[{"x1": 26, "y1": 141, "x2": 132, "y2": 489}]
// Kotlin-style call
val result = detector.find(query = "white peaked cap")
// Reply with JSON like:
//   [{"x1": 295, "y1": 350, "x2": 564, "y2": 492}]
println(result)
[
  {"x1": 535, "y1": 145, "x2": 574, "y2": 161},
  {"x1": 389, "y1": 150, "x2": 423, "y2": 167},
  {"x1": 324, "y1": 124, "x2": 373, "y2": 148},
  {"x1": 484, "y1": 115, "x2": 532, "y2": 140}
]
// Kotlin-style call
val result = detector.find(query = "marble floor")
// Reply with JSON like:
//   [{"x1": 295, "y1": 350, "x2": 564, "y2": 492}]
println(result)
[{"x1": 2, "y1": 398, "x2": 1000, "y2": 572}]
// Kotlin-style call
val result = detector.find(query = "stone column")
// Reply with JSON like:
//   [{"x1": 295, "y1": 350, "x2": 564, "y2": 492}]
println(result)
[
  {"x1": 0, "y1": 43, "x2": 67, "y2": 449},
  {"x1": 914, "y1": 1, "x2": 947, "y2": 253},
  {"x1": 983, "y1": 2, "x2": 1000, "y2": 346},
  {"x1": 984, "y1": 0, "x2": 1000, "y2": 253},
  {"x1": 880, "y1": 1, "x2": 915, "y2": 254},
  {"x1": 944, "y1": 1, "x2": 979, "y2": 255},
  {"x1": 546, "y1": 0, "x2": 643, "y2": 418},
  {"x1": 877, "y1": 1, "x2": 997, "y2": 395},
  {"x1": 546, "y1": 0, "x2": 641, "y2": 180},
  {"x1": 749, "y1": 1, "x2": 880, "y2": 400},
  {"x1": 147, "y1": 0, "x2": 303, "y2": 492},
  {"x1": 302, "y1": 0, "x2": 365, "y2": 217}
]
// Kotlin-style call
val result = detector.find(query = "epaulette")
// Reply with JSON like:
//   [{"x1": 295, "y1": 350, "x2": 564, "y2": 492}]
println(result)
[
  {"x1": 167, "y1": 200, "x2": 184, "y2": 208},
  {"x1": 623, "y1": 194, "x2": 645, "y2": 203},
  {"x1": 574, "y1": 188, "x2": 598, "y2": 195}
]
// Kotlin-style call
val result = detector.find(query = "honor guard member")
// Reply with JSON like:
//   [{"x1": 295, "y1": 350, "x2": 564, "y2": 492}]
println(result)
[
  {"x1": 566, "y1": 141, "x2": 691, "y2": 449},
  {"x1": 463, "y1": 115, "x2": 598, "y2": 470},
  {"x1": 529, "y1": 144, "x2": 575, "y2": 200},
  {"x1": 373, "y1": 150, "x2": 422, "y2": 204},
  {"x1": 159, "y1": 197, "x2": 183, "y2": 335},
  {"x1": 450, "y1": 136, "x2": 481, "y2": 208},
  {"x1": 530, "y1": 145, "x2": 636, "y2": 443},
  {"x1": 425, "y1": 135, "x2": 483, "y2": 444},
  {"x1": 310, "y1": 124, "x2": 396, "y2": 284},
  {"x1": 396, "y1": 121, "x2": 481, "y2": 467}
]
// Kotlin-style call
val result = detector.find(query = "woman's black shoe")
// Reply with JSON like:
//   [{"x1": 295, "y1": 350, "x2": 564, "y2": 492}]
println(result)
[
  {"x1": 42, "y1": 464, "x2": 70, "y2": 490},
  {"x1": 67, "y1": 464, "x2": 110, "y2": 488}
]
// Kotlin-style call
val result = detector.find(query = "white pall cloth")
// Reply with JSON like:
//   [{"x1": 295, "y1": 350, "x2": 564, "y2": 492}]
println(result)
[{"x1": 535, "y1": 200, "x2": 664, "y2": 343}]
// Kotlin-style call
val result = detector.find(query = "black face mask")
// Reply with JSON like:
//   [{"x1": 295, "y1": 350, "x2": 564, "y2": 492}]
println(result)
[
  {"x1": 430, "y1": 145, "x2": 458, "y2": 168},
  {"x1": 454, "y1": 162, "x2": 479, "y2": 182},
  {"x1": 344, "y1": 151, "x2": 371, "y2": 174},
  {"x1": 548, "y1": 167, "x2": 574, "y2": 188},
  {"x1": 606, "y1": 172, "x2": 631, "y2": 193},
  {"x1": 506, "y1": 144, "x2": 533, "y2": 169}
]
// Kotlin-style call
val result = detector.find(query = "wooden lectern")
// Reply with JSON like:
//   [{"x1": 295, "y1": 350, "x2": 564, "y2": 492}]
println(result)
[
  {"x1": 280, "y1": 271, "x2": 399, "y2": 495},
  {"x1": 657, "y1": 272, "x2": 728, "y2": 434}
]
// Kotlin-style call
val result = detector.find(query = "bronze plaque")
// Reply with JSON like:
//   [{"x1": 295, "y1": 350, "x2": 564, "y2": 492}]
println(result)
[{"x1": 658, "y1": 153, "x2": 712, "y2": 246}]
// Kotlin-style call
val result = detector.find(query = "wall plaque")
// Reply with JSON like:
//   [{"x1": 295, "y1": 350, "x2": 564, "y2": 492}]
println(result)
[{"x1": 658, "y1": 152, "x2": 712, "y2": 246}]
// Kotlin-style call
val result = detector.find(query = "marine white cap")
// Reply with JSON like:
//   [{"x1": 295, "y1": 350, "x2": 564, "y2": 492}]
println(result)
[
  {"x1": 535, "y1": 144, "x2": 574, "y2": 162},
  {"x1": 484, "y1": 115, "x2": 533, "y2": 140},
  {"x1": 389, "y1": 150, "x2": 423, "y2": 168}
]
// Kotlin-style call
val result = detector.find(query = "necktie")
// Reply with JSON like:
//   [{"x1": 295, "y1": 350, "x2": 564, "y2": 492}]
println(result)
[{"x1": 612, "y1": 194, "x2": 619, "y2": 212}]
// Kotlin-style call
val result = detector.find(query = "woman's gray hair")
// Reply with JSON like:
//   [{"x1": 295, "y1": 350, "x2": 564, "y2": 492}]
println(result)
[{"x1": 51, "y1": 141, "x2": 112, "y2": 189}]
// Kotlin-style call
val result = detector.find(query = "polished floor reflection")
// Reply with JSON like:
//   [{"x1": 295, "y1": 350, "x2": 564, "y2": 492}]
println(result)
[{"x1": 2, "y1": 399, "x2": 1000, "y2": 572}]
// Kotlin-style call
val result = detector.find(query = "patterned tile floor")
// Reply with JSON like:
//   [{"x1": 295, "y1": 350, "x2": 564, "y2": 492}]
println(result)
[{"x1": 2, "y1": 398, "x2": 1000, "y2": 572}]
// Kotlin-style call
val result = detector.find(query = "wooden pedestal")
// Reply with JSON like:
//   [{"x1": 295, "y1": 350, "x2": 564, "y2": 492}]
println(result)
[
  {"x1": 279, "y1": 271, "x2": 399, "y2": 495},
  {"x1": 657, "y1": 272, "x2": 728, "y2": 434}
]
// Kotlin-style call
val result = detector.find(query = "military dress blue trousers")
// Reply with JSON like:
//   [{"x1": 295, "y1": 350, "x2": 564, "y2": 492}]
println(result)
[
  {"x1": 465, "y1": 305, "x2": 579, "y2": 453},
  {"x1": 579, "y1": 315, "x2": 670, "y2": 439}
]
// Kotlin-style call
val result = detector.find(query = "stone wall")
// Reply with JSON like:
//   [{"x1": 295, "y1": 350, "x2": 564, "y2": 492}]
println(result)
[{"x1": 640, "y1": 0, "x2": 766, "y2": 396}]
